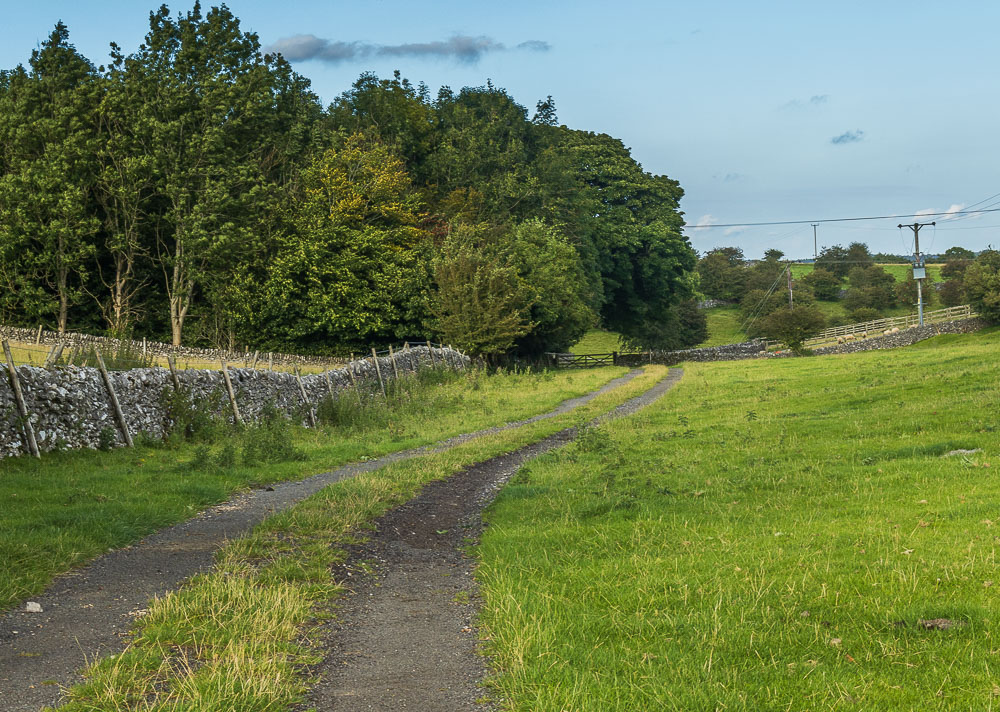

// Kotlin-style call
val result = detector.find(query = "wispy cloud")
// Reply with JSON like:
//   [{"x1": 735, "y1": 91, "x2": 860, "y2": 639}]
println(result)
[
  {"x1": 917, "y1": 203, "x2": 968, "y2": 221},
  {"x1": 724, "y1": 225, "x2": 744, "y2": 236},
  {"x1": 686, "y1": 214, "x2": 718, "y2": 230},
  {"x1": 265, "y1": 34, "x2": 550, "y2": 64},
  {"x1": 831, "y1": 129, "x2": 864, "y2": 145},
  {"x1": 781, "y1": 94, "x2": 829, "y2": 110}
]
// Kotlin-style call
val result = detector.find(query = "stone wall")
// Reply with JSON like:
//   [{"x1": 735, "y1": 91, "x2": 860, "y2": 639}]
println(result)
[
  {"x1": 809, "y1": 317, "x2": 988, "y2": 356},
  {"x1": 614, "y1": 317, "x2": 988, "y2": 368},
  {"x1": 616, "y1": 340, "x2": 768, "y2": 367},
  {"x1": 0, "y1": 346, "x2": 468, "y2": 460},
  {"x1": 0, "y1": 324, "x2": 348, "y2": 370}
]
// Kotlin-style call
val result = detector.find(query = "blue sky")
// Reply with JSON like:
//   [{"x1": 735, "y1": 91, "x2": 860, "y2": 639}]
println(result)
[{"x1": 4, "y1": 1, "x2": 999, "y2": 259}]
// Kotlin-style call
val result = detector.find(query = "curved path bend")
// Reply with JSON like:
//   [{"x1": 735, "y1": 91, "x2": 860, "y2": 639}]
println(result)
[
  {"x1": 0, "y1": 369, "x2": 642, "y2": 712},
  {"x1": 301, "y1": 368, "x2": 683, "y2": 711}
]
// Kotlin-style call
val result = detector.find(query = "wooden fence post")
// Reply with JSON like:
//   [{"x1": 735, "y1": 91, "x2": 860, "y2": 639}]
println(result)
[
  {"x1": 220, "y1": 359, "x2": 244, "y2": 426},
  {"x1": 250, "y1": 350, "x2": 259, "y2": 369},
  {"x1": 371, "y1": 348, "x2": 387, "y2": 398},
  {"x1": 95, "y1": 351, "x2": 134, "y2": 448},
  {"x1": 323, "y1": 370, "x2": 335, "y2": 399},
  {"x1": 166, "y1": 354, "x2": 181, "y2": 390},
  {"x1": 268, "y1": 352, "x2": 274, "y2": 371},
  {"x1": 295, "y1": 366, "x2": 317, "y2": 427},
  {"x1": 347, "y1": 359, "x2": 363, "y2": 405},
  {"x1": 427, "y1": 342, "x2": 437, "y2": 367},
  {"x1": 43, "y1": 343, "x2": 64, "y2": 369},
  {"x1": 35, "y1": 324, "x2": 42, "y2": 344},
  {"x1": 388, "y1": 344, "x2": 400, "y2": 382},
  {"x1": 3, "y1": 340, "x2": 40, "y2": 458}
]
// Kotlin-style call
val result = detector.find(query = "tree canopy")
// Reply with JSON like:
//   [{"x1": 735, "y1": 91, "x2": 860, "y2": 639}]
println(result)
[{"x1": 0, "y1": 4, "x2": 699, "y2": 357}]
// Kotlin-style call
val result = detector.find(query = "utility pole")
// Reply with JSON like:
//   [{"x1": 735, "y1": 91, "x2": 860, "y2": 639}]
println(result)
[
  {"x1": 812, "y1": 223, "x2": 819, "y2": 260},
  {"x1": 786, "y1": 263, "x2": 794, "y2": 307},
  {"x1": 898, "y1": 221, "x2": 935, "y2": 326}
]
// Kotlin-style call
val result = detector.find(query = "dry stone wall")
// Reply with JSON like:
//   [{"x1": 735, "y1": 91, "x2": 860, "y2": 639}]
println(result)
[
  {"x1": 0, "y1": 346, "x2": 468, "y2": 460},
  {"x1": 615, "y1": 317, "x2": 987, "y2": 368}
]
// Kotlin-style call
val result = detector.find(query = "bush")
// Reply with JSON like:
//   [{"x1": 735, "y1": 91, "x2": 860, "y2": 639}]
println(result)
[
  {"x1": 758, "y1": 306, "x2": 826, "y2": 350},
  {"x1": 939, "y1": 280, "x2": 967, "y2": 307},
  {"x1": 964, "y1": 249, "x2": 1000, "y2": 323},
  {"x1": 801, "y1": 268, "x2": 841, "y2": 301},
  {"x1": 849, "y1": 307, "x2": 881, "y2": 323}
]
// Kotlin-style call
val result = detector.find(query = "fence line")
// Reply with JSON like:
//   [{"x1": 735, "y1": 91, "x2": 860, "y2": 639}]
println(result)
[{"x1": 803, "y1": 304, "x2": 974, "y2": 346}]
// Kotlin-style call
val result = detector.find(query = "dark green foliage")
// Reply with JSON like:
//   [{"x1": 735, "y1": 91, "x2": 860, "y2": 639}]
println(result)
[
  {"x1": 849, "y1": 307, "x2": 881, "y2": 323},
  {"x1": 895, "y1": 274, "x2": 935, "y2": 309},
  {"x1": 758, "y1": 306, "x2": 826, "y2": 350},
  {"x1": 943, "y1": 246, "x2": 976, "y2": 261},
  {"x1": 97, "y1": 426, "x2": 117, "y2": 451},
  {"x1": 963, "y1": 249, "x2": 1000, "y2": 323},
  {"x1": 160, "y1": 386, "x2": 226, "y2": 444},
  {"x1": 0, "y1": 8, "x2": 697, "y2": 355},
  {"x1": 939, "y1": 280, "x2": 967, "y2": 307},
  {"x1": 697, "y1": 248, "x2": 747, "y2": 301},
  {"x1": 813, "y1": 243, "x2": 875, "y2": 279},
  {"x1": 801, "y1": 267, "x2": 842, "y2": 301}
]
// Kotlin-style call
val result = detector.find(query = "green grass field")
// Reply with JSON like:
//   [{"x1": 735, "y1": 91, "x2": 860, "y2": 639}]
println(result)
[
  {"x1": 790, "y1": 262, "x2": 944, "y2": 283},
  {"x1": 0, "y1": 365, "x2": 626, "y2": 610},
  {"x1": 569, "y1": 329, "x2": 624, "y2": 354},
  {"x1": 478, "y1": 327, "x2": 1000, "y2": 710}
]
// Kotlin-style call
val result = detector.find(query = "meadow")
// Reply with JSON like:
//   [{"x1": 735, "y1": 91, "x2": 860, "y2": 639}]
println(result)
[{"x1": 478, "y1": 327, "x2": 1000, "y2": 710}]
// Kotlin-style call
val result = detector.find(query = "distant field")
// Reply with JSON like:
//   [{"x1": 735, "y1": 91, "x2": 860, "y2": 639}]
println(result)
[
  {"x1": 791, "y1": 262, "x2": 944, "y2": 283},
  {"x1": 698, "y1": 305, "x2": 744, "y2": 347},
  {"x1": 479, "y1": 326, "x2": 1000, "y2": 710},
  {"x1": 569, "y1": 329, "x2": 623, "y2": 354}
]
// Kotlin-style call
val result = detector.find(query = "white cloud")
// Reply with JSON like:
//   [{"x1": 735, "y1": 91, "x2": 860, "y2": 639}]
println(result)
[
  {"x1": 687, "y1": 214, "x2": 718, "y2": 230},
  {"x1": 942, "y1": 203, "x2": 965, "y2": 219},
  {"x1": 915, "y1": 208, "x2": 937, "y2": 218},
  {"x1": 724, "y1": 225, "x2": 744, "y2": 236}
]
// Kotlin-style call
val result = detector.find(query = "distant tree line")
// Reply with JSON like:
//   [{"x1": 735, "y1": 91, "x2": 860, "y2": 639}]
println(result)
[{"x1": 0, "y1": 4, "x2": 703, "y2": 357}]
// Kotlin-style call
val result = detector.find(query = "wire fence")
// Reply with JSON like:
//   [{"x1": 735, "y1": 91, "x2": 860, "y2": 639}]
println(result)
[{"x1": 1, "y1": 336, "x2": 459, "y2": 374}]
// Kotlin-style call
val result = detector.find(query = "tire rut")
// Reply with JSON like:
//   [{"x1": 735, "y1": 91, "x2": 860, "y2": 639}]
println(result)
[
  {"x1": 0, "y1": 369, "x2": 642, "y2": 712},
  {"x1": 300, "y1": 368, "x2": 682, "y2": 712}
]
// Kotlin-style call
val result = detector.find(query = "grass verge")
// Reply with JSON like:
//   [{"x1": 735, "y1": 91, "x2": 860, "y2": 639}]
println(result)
[
  {"x1": 477, "y1": 328, "x2": 1000, "y2": 710},
  {"x1": 0, "y1": 365, "x2": 625, "y2": 610},
  {"x1": 51, "y1": 366, "x2": 670, "y2": 711}
]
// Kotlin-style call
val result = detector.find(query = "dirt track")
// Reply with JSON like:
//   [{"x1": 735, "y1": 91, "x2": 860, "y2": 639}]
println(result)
[
  {"x1": 301, "y1": 368, "x2": 683, "y2": 711},
  {"x1": 0, "y1": 369, "x2": 642, "y2": 712}
]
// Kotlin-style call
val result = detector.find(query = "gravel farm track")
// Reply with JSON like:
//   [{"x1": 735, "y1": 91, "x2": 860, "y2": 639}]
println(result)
[{"x1": 0, "y1": 367, "x2": 680, "y2": 711}]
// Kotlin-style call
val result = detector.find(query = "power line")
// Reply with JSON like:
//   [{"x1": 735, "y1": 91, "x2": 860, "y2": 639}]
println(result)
[{"x1": 685, "y1": 206, "x2": 1000, "y2": 230}]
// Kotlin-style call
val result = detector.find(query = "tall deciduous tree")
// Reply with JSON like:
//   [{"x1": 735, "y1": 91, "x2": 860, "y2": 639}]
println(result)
[
  {"x1": 259, "y1": 134, "x2": 430, "y2": 350},
  {"x1": 0, "y1": 22, "x2": 100, "y2": 333},
  {"x1": 122, "y1": 3, "x2": 298, "y2": 345}
]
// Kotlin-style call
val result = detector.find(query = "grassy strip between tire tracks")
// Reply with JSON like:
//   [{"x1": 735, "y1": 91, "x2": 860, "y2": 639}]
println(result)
[
  {"x1": 477, "y1": 328, "x2": 1000, "y2": 711},
  {"x1": 49, "y1": 366, "x2": 670, "y2": 711},
  {"x1": 1, "y1": 365, "x2": 626, "y2": 610}
]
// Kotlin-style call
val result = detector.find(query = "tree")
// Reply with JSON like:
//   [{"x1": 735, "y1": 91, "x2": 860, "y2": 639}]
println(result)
[
  {"x1": 429, "y1": 224, "x2": 534, "y2": 357},
  {"x1": 846, "y1": 242, "x2": 874, "y2": 270},
  {"x1": 0, "y1": 23, "x2": 100, "y2": 333},
  {"x1": 814, "y1": 245, "x2": 851, "y2": 279},
  {"x1": 121, "y1": 3, "x2": 303, "y2": 345},
  {"x1": 801, "y1": 267, "x2": 841, "y2": 300},
  {"x1": 942, "y1": 246, "x2": 975, "y2": 261},
  {"x1": 696, "y1": 247, "x2": 746, "y2": 301},
  {"x1": 758, "y1": 306, "x2": 825, "y2": 350},
  {"x1": 502, "y1": 219, "x2": 593, "y2": 355},
  {"x1": 938, "y1": 280, "x2": 967, "y2": 307},
  {"x1": 895, "y1": 271, "x2": 935, "y2": 310},
  {"x1": 259, "y1": 134, "x2": 430, "y2": 351},
  {"x1": 963, "y1": 249, "x2": 1000, "y2": 323},
  {"x1": 941, "y1": 259, "x2": 972, "y2": 281}
]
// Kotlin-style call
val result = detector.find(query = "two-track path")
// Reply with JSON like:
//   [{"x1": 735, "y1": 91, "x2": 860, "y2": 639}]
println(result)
[
  {"x1": 0, "y1": 370, "x2": 644, "y2": 712},
  {"x1": 301, "y1": 368, "x2": 683, "y2": 711}
]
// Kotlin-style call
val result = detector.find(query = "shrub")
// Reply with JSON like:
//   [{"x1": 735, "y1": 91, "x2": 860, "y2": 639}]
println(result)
[{"x1": 758, "y1": 305, "x2": 826, "y2": 350}]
